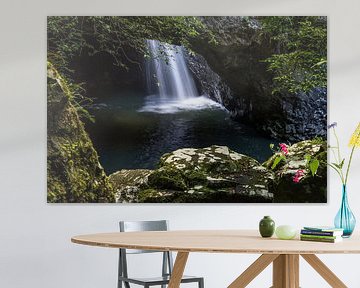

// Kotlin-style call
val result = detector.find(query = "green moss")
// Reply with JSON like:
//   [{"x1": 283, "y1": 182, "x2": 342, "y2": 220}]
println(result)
[
  {"x1": 138, "y1": 189, "x2": 161, "y2": 202},
  {"x1": 148, "y1": 168, "x2": 187, "y2": 191},
  {"x1": 138, "y1": 188, "x2": 272, "y2": 203},
  {"x1": 47, "y1": 63, "x2": 115, "y2": 203},
  {"x1": 140, "y1": 146, "x2": 274, "y2": 203},
  {"x1": 310, "y1": 136, "x2": 325, "y2": 145},
  {"x1": 184, "y1": 170, "x2": 207, "y2": 186}
]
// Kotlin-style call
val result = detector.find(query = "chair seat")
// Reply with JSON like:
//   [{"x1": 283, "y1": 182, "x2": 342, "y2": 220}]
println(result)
[{"x1": 119, "y1": 274, "x2": 202, "y2": 285}]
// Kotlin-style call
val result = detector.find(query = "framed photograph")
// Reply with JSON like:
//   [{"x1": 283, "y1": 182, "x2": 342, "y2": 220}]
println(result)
[{"x1": 47, "y1": 16, "x2": 327, "y2": 203}]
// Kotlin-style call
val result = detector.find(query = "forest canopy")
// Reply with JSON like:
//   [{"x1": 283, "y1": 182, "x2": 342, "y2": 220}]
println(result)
[
  {"x1": 48, "y1": 16, "x2": 327, "y2": 95},
  {"x1": 47, "y1": 16, "x2": 209, "y2": 74},
  {"x1": 259, "y1": 16, "x2": 327, "y2": 94}
]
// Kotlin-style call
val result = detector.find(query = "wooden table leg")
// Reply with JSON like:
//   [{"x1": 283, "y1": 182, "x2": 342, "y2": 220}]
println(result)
[
  {"x1": 228, "y1": 254, "x2": 279, "y2": 288},
  {"x1": 168, "y1": 252, "x2": 189, "y2": 288},
  {"x1": 301, "y1": 254, "x2": 347, "y2": 288},
  {"x1": 272, "y1": 254, "x2": 299, "y2": 288}
]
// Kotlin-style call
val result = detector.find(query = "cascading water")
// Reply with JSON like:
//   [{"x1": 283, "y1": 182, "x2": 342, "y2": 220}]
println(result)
[
  {"x1": 146, "y1": 39, "x2": 199, "y2": 99},
  {"x1": 140, "y1": 40, "x2": 223, "y2": 114}
]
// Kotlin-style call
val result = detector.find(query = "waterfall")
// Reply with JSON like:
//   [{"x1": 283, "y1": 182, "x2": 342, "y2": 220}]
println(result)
[
  {"x1": 140, "y1": 40, "x2": 224, "y2": 114},
  {"x1": 146, "y1": 39, "x2": 198, "y2": 100}
]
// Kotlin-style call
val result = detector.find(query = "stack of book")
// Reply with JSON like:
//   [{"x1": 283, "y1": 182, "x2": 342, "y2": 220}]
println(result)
[{"x1": 300, "y1": 226, "x2": 344, "y2": 243}]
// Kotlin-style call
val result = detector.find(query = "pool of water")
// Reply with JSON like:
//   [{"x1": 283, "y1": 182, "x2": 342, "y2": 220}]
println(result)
[{"x1": 86, "y1": 91, "x2": 278, "y2": 174}]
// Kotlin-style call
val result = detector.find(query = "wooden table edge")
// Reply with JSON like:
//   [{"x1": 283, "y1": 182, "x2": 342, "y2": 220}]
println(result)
[{"x1": 71, "y1": 237, "x2": 360, "y2": 254}]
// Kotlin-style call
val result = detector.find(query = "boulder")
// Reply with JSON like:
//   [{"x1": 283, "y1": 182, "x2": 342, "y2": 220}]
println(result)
[
  {"x1": 109, "y1": 169, "x2": 153, "y2": 203},
  {"x1": 263, "y1": 139, "x2": 327, "y2": 203},
  {"x1": 139, "y1": 145, "x2": 274, "y2": 203}
]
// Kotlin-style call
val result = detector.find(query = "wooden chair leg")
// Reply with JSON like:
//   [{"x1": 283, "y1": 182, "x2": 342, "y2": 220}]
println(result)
[
  {"x1": 228, "y1": 254, "x2": 279, "y2": 288},
  {"x1": 301, "y1": 254, "x2": 347, "y2": 288},
  {"x1": 168, "y1": 252, "x2": 189, "y2": 288}
]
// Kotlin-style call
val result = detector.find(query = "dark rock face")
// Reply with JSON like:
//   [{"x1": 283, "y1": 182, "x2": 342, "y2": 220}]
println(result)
[
  {"x1": 263, "y1": 139, "x2": 327, "y2": 203},
  {"x1": 188, "y1": 16, "x2": 327, "y2": 141},
  {"x1": 47, "y1": 63, "x2": 115, "y2": 203},
  {"x1": 262, "y1": 88, "x2": 327, "y2": 141},
  {"x1": 185, "y1": 52, "x2": 234, "y2": 103}
]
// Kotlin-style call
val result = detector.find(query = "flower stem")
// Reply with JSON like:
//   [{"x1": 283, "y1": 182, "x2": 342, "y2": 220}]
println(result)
[
  {"x1": 345, "y1": 145, "x2": 356, "y2": 185},
  {"x1": 333, "y1": 127, "x2": 342, "y2": 164},
  {"x1": 326, "y1": 162, "x2": 345, "y2": 183},
  {"x1": 332, "y1": 127, "x2": 345, "y2": 184}
]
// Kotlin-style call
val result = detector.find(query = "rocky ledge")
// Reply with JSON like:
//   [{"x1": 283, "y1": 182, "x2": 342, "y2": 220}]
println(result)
[
  {"x1": 111, "y1": 145, "x2": 274, "y2": 203},
  {"x1": 110, "y1": 140, "x2": 327, "y2": 203}
]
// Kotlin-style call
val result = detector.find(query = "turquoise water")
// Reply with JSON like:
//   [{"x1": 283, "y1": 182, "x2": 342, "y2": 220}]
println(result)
[{"x1": 86, "y1": 91, "x2": 278, "y2": 174}]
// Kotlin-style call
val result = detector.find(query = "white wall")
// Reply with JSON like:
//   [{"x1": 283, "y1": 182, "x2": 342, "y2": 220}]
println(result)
[{"x1": 1, "y1": 0, "x2": 360, "y2": 287}]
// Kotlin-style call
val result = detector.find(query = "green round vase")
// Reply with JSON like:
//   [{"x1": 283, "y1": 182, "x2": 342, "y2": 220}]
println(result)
[{"x1": 259, "y1": 216, "x2": 275, "y2": 238}]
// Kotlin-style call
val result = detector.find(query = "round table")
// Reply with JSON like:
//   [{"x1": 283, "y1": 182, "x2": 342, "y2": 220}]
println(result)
[{"x1": 72, "y1": 230, "x2": 360, "y2": 288}]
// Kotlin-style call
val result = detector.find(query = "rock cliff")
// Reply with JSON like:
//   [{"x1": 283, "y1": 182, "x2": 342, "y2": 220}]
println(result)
[
  {"x1": 188, "y1": 16, "x2": 327, "y2": 141},
  {"x1": 47, "y1": 63, "x2": 115, "y2": 203}
]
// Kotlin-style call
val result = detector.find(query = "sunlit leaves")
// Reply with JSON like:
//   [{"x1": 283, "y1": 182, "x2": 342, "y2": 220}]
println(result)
[{"x1": 260, "y1": 16, "x2": 327, "y2": 94}]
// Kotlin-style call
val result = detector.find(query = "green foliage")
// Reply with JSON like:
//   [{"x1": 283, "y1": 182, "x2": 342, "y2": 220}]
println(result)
[
  {"x1": 259, "y1": 16, "x2": 327, "y2": 94},
  {"x1": 309, "y1": 159, "x2": 320, "y2": 176},
  {"x1": 48, "y1": 16, "x2": 208, "y2": 74},
  {"x1": 271, "y1": 155, "x2": 286, "y2": 170},
  {"x1": 47, "y1": 64, "x2": 115, "y2": 203}
]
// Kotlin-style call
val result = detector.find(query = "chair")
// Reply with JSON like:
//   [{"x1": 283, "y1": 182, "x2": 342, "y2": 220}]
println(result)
[{"x1": 118, "y1": 220, "x2": 204, "y2": 288}]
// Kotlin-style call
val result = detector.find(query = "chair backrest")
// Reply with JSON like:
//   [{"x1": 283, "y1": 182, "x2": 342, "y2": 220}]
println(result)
[
  {"x1": 118, "y1": 220, "x2": 173, "y2": 283},
  {"x1": 119, "y1": 220, "x2": 169, "y2": 254}
]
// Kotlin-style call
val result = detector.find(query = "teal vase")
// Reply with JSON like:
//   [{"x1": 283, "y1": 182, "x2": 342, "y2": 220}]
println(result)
[
  {"x1": 334, "y1": 185, "x2": 356, "y2": 238},
  {"x1": 259, "y1": 216, "x2": 275, "y2": 238}
]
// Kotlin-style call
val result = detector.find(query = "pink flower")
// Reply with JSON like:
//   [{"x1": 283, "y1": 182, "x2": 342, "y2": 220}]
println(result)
[
  {"x1": 293, "y1": 169, "x2": 305, "y2": 183},
  {"x1": 279, "y1": 143, "x2": 289, "y2": 155}
]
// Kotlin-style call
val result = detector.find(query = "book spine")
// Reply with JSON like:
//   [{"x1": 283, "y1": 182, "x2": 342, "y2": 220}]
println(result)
[
  {"x1": 300, "y1": 237, "x2": 337, "y2": 243},
  {"x1": 300, "y1": 234, "x2": 337, "y2": 240},
  {"x1": 301, "y1": 230, "x2": 335, "y2": 236}
]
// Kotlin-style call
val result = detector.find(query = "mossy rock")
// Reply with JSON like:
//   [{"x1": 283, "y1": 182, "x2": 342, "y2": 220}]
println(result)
[
  {"x1": 47, "y1": 62, "x2": 115, "y2": 203},
  {"x1": 109, "y1": 169, "x2": 153, "y2": 202},
  {"x1": 263, "y1": 139, "x2": 327, "y2": 203},
  {"x1": 148, "y1": 168, "x2": 187, "y2": 191},
  {"x1": 139, "y1": 145, "x2": 274, "y2": 203}
]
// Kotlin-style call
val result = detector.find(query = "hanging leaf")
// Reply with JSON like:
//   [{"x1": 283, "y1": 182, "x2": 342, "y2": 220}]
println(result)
[
  {"x1": 271, "y1": 155, "x2": 285, "y2": 170},
  {"x1": 309, "y1": 159, "x2": 320, "y2": 176}
]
